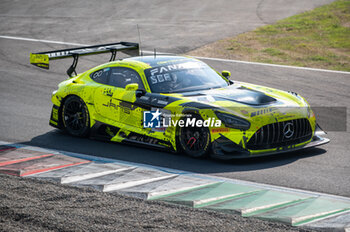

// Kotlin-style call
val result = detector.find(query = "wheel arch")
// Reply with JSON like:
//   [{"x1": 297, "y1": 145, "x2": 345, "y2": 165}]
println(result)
[{"x1": 56, "y1": 94, "x2": 82, "y2": 127}]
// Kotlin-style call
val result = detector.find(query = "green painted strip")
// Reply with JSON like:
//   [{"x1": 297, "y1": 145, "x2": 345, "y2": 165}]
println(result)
[
  {"x1": 158, "y1": 182, "x2": 263, "y2": 207},
  {"x1": 243, "y1": 197, "x2": 313, "y2": 217},
  {"x1": 156, "y1": 183, "x2": 350, "y2": 227},
  {"x1": 148, "y1": 182, "x2": 221, "y2": 201},
  {"x1": 205, "y1": 190, "x2": 309, "y2": 216},
  {"x1": 294, "y1": 208, "x2": 350, "y2": 226},
  {"x1": 255, "y1": 197, "x2": 350, "y2": 226},
  {"x1": 195, "y1": 190, "x2": 265, "y2": 208}
]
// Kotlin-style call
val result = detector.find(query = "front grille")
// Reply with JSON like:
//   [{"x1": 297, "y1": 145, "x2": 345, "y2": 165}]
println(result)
[{"x1": 246, "y1": 118, "x2": 313, "y2": 150}]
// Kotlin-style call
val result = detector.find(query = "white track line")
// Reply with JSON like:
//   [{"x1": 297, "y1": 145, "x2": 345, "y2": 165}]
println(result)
[
  {"x1": 143, "y1": 50, "x2": 350, "y2": 75},
  {"x1": 0, "y1": 35, "x2": 87, "y2": 46},
  {"x1": 191, "y1": 56, "x2": 350, "y2": 75},
  {"x1": 1, "y1": 35, "x2": 349, "y2": 75}
]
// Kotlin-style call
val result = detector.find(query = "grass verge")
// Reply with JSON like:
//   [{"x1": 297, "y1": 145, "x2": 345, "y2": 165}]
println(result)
[{"x1": 188, "y1": 0, "x2": 350, "y2": 72}]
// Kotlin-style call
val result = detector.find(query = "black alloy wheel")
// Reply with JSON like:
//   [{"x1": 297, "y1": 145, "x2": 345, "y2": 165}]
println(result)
[
  {"x1": 178, "y1": 115, "x2": 211, "y2": 158},
  {"x1": 62, "y1": 95, "x2": 90, "y2": 137}
]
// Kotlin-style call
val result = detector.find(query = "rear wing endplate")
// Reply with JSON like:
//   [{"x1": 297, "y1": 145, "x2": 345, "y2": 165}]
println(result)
[{"x1": 30, "y1": 42, "x2": 139, "y2": 77}]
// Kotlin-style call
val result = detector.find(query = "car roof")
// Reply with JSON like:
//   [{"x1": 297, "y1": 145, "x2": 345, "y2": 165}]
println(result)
[{"x1": 124, "y1": 55, "x2": 201, "y2": 68}]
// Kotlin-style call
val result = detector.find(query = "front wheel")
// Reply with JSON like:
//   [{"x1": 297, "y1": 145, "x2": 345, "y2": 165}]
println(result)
[
  {"x1": 61, "y1": 95, "x2": 90, "y2": 137},
  {"x1": 177, "y1": 115, "x2": 211, "y2": 158}
]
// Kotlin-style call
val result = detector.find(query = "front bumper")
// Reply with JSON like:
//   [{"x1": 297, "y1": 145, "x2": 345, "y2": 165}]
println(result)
[{"x1": 211, "y1": 125, "x2": 329, "y2": 160}]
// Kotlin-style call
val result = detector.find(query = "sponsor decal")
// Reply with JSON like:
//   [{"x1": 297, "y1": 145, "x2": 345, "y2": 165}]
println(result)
[
  {"x1": 52, "y1": 107, "x2": 59, "y2": 121},
  {"x1": 103, "y1": 87, "x2": 113, "y2": 97},
  {"x1": 46, "y1": 45, "x2": 122, "y2": 58},
  {"x1": 146, "y1": 61, "x2": 204, "y2": 85},
  {"x1": 240, "y1": 110, "x2": 249, "y2": 115},
  {"x1": 47, "y1": 50, "x2": 71, "y2": 58},
  {"x1": 251, "y1": 108, "x2": 276, "y2": 117},
  {"x1": 30, "y1": 54, "x2": 49, "y2": 69},
  {"x1": 140, "y1": 96, "x2": 150, "y2": 101},
  {"x1": 211, "y1": 128, "x2": 230, "y2": 133},
  {"x1": 157, "y1": 100, "x2": 168, "y2": 105}
]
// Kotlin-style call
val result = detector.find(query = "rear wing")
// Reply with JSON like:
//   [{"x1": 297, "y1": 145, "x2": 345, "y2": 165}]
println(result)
[{"x1": 30, "y1": 42, "x2": 139, "y2": 77}]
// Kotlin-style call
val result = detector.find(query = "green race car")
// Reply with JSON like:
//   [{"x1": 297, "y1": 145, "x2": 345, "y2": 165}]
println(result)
[{"x1": 30, "y1": 42, "x2": 329, "y2": 159}]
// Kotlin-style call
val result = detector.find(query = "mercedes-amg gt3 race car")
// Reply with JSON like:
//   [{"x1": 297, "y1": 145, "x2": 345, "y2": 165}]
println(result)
[{"x1": 30, "y1": 42, "x2": 329, "y2": 159}]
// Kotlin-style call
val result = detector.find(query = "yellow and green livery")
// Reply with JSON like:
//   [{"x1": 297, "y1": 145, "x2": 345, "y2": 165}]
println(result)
[{"x1": 30, "y1": 42, "x2": 329, "y2": 159}]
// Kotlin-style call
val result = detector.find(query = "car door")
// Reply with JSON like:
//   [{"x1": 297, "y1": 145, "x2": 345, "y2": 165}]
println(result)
[
  {"x1": 90, "y1": 67, "x2": 116, "y2": 120},
  {"x1": 94, "y1": 66, "x2": 146, "y2": 129}
]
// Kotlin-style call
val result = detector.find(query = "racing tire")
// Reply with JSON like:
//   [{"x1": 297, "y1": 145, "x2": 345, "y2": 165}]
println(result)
[
  {"x1": 177, "y1": 115, "x2": 211, "y2": 158},
  {"x1": 61, "y1": 95, "x2": 90, "y2": 137}
]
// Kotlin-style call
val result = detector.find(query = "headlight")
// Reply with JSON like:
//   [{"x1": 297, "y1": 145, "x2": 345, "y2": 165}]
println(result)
[
  {"x1": 307, "y1": 106, "x2": 315, "y2": 118},
  {"x1": 215, "y1": 112, "x2": 250, "y2": 130},
  {"x1": 52, "y1": 90, "x2": 57, "y2": 97}
]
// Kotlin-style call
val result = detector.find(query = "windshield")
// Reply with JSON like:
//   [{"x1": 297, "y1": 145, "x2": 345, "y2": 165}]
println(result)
[{"x1": 144, "y1": 61, "x2": 229, "y2": 93}]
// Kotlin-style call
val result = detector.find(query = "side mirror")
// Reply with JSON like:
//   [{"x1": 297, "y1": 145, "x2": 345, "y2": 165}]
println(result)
[
  {"x1": 222, "y1": 70, "x2": 231, "y2": 78},
  {"x1": 125, "y1": 83, "x2": 139, "y2": 91},
  {"x1": 136, "y1": 89, "x2": 146, "y2": 98}
]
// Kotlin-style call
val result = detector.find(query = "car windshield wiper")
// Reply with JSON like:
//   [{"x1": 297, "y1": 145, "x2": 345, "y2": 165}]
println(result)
[
  {"x1": 169, "y1": 84, "x2": 224, "y2": 93},
  {"x1": 168, "y1": 86, "x2": 207, "y2": 93}
]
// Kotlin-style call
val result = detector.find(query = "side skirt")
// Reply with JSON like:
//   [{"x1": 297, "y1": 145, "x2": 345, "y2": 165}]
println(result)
[{"x1": 89, "y1": 121, "x2": 175, "y2": 152}]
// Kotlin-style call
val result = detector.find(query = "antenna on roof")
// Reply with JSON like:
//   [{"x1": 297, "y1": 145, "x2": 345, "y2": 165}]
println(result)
[{"x1": 137, "y1": 24, "x2": 143, "y2": 56}]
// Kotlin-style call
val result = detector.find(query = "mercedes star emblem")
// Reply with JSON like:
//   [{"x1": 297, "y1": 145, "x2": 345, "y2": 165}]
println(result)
[{"x1": 283, "y1": 122, "x2": 294, "y2": 139}]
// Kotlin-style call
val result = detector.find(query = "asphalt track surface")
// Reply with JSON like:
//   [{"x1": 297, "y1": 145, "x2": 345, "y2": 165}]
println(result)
[{"x1": 1, "y1": 0, "x2": 349, "y2": 203}]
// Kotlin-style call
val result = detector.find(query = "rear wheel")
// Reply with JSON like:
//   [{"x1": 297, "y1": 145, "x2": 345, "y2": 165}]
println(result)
[
  {"x1": 178, "y1": 115, "x2": 211, "y2": 158},
  {"x1": 62, "y1": 95, "x2": 90, "y2": 137}
]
